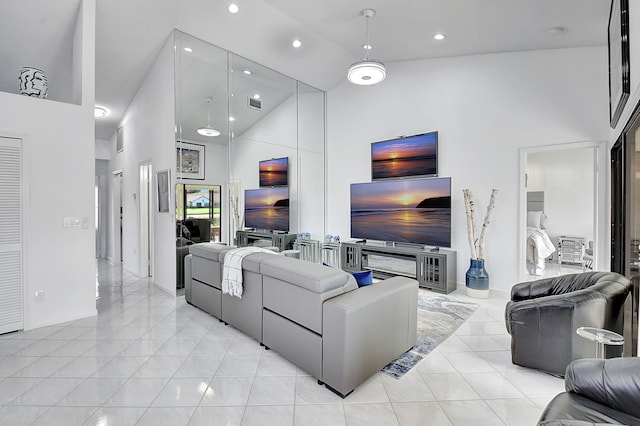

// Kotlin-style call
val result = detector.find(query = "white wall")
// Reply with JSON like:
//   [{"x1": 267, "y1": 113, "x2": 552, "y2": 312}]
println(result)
[
  {"x1": 0, "y1": 0, "x2": 96, "y2": 329},
  {"x1": 327, "y1": 47, "x2": 608, "y2": 294},
  {"x1": 108, "y1": 34, "x2": 176, "y2": 295},
  {"x1": 527, "y1": 147, "x2": 595, "y2": 252},
  {"x1": 95, "y1": 138, "x2": 111, "y2": 160}
]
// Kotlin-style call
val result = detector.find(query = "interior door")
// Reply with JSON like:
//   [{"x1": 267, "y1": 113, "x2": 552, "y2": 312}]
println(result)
[{"x1": 0, "y1": 136, "x2": 23, "y2": 334}]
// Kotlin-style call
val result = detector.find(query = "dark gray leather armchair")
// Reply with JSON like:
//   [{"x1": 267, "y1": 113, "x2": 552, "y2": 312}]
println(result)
[
  {"x1": 505, "y1": 272, "x2": 631, "y2": 376},
  {"x1": 538, "y1": 357, "x2": 640, "y2": 425}
]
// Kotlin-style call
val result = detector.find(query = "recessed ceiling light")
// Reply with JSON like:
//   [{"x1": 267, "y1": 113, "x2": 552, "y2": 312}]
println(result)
[
  {"x1": 94, "y1": 106, "x2": 108, "y2": 119},
  {"x1": 228, "y1": 3, "x2": 239, "y2": 13},
  {"x1": 433, "y1": 33, "x2": 446, "y2": 41},
  {"x1": 229, "y1": 116, "x2": 235, "y2": 122},
  {"x1": 184, "y1": 47, "x2": 193, "y2": 52},
  {"x1": 292, "y1": 39, "x2": 302, "y2": 48},
  {"x1": 253, "y1": 94, "x2": 260, "y2": 99},
  {"x1": 363, "y1": 44, "x2": 372, "y2": 50},
  {"x1": 243, "y1": 69, "x2": 251, "y2": 75}
]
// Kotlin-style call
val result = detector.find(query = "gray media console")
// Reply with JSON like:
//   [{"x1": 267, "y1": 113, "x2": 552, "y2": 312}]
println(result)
[
  {"x1": 341, "y1": 241, "x2": 457, "y2": 294},
  {"x1": 236, "y1": 230, "x2": 296, "y2": 251}
]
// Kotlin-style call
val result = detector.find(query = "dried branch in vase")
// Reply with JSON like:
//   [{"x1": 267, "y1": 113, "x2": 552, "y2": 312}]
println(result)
[{"x1": 463, "y1": 188, "x2": 498, "y2": 260}]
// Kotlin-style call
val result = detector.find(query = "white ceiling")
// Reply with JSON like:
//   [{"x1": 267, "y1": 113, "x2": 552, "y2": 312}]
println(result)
[{"x1": 2, "y1": 1, "x2": 611, "y2": 140}]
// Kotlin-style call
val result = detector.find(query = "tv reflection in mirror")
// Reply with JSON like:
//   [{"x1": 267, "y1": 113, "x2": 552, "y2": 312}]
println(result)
[
  {"x1": 371, "y1": 132, "x2": 437, "y2": 180},
  {"x1": 350, "y1": 177, "x2": 451, "y2": 247},
  {"x1": 244, "y1": 187, "x2": 290, "y2": 232},
  {"x1": 259, "y1": 157, "x2": 288, "y2": 187}
]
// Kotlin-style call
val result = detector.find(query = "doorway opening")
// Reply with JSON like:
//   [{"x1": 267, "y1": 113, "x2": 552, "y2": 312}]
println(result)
[
  {"x1": 519, "y1": 141, "x2": 606, "y2": 281},
  {"x1": 139, "y1": 163, "x2": 153, "y2": 278}
]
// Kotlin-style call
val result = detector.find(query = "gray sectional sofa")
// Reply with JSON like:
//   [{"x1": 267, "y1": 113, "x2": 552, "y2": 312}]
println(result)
[{"x1": 184, "y1": 242, "x2": 418, "y2": 397}]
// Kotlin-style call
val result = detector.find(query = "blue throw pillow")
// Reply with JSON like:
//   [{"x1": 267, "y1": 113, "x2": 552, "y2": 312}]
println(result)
[{"x1": 352, "y1": 270, "x2": 373, "y2": 287}]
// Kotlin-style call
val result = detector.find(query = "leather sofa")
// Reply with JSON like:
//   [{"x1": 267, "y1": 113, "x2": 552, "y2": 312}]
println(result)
[
  {"x1": 538, "y1": 357, "x2": 640, "y2": 425},
  {"x1": 505, "y1": 272, "x2": 631, "y2": 376},
  {"x1": 184, "y1": 242, "x2": 418, "y2": 397}
]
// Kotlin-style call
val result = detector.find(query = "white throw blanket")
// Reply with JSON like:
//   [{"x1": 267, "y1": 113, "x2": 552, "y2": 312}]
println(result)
[
  {"x1": 222, "y1": 246, "x2": 278, "y2": 298},
  {"x1": 526, "y1": 227, "x2": 556, "y2": 275}
]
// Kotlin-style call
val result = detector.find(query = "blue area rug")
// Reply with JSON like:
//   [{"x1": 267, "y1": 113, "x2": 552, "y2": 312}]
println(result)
[{"x1": 382, "y1": 291, "x2": 479, "y2": 378}]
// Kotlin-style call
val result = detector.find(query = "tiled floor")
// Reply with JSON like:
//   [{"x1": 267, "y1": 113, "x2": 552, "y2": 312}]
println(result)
[{"x1": 0, "y1": 260, "x2": 564, "y2": 425}]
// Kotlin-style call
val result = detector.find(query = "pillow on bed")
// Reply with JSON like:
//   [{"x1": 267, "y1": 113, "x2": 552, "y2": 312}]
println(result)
[{"x1": 527, "y1": 211, "x2": 545, "y2": 229}]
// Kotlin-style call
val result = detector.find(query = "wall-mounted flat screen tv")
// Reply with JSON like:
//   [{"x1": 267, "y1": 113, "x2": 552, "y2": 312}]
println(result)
[
  {"x1": 259, "y1": 157, "x2": 288, "y2": 187},
  {"x1": 244, "y1": 187, "x2": 290, "y2": 232},
  {"x1": 350, "y1": 177, "x2": 451, "y2": 247},
  {"x1": 371, "y1": 132, "x2": 438, "y2": 180}
]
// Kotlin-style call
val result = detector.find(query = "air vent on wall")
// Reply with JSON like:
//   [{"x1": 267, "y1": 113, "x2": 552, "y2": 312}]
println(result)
[{"x1": 248, "y1": 97, "x2": 262, "y2": 110}]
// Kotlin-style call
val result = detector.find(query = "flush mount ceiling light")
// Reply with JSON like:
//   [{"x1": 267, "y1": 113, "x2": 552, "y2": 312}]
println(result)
[
  {"x1": 94, "y1": 106, "x2": 108, "y2": 119},
  {"x1": 292, "y1": 39, "x2": 302, "y2": 48},
  {"x1": 433, "y1": 33, "x2": 446, "y2": 41},
  {"x1": 347, "y1": 9, "x2": 386, "y2": 86},
  {"x1": 228, "y1": 3, "x2": 239, "y2": 14},
  {"x1": 197, "y1": 97, "x2": 221, "y2": 137}
]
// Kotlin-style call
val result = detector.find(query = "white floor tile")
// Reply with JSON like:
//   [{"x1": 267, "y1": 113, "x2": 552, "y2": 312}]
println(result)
[
  {"x1": 215, "y1": 355, "x2": 260, "y2": 377},
  {"x1": 188, "y1": 406, "x2": 244, "y2": 426},
  {"x1": 294, "y1": 376, "x2": 344, "y2": 405},
  {"x1": 51, "y1": 356, "x2": 113, "y2": 378},
  {"x1": 434, "y1": 335, "x2": 473, "y2": 353},
  {"x1": 0, "y1": 356, "x2": 40, "y2": 377},
  {"x1": 391, "y1": 401, "x2": 452, "y2": 426},
  {"x1": 344, "y1": 373, "x2": 389, "y2": 404},
  {"x1": 457, "y1": 335, "x2": 505, "y2": 351},
  {"x1": 293, "y1": 404, "x2": 346, "y2": 426},
  {"x1": 247, "y1": 376, "x2": 296, "y2": 405},
  {"x1": 419, "y1": 373, "x2": 481, "y2": 401},
  {"x1": 241, "y1": 405, "x2": 294, "y2": 426},
  {"x1": 0, "y1": 377, "x2": 43, "y2": 404},
  {"x1": 256, "y1": 353, "x2": 298, "y2": 376},
  {"x1": 174, "y1": 355, "x2": 224, "y2": 378},
  {"x1": 485, "y1": 398, "x2": 545, "y2": 426},
  {"x1": 92, "y1": 355, "x2": 149, "y2": 378},
  {"x1": 380, "y1": 372, "x2": 435, "y2": 402},
  {"x1": 440, "y1": 351, "x2": 496, "y2": 373},
  {"x1": 438, "y1": 400, "x2": 505, "y2": 425},
  {"x1": 32, "y1": 406, "x2": 98, "y2": 426},
  {"x1": 103, "y1": 378, "x2": 169, "y2": 407},
  {"x1": 136, "y1": 407, "x2": 195, "y2": 426},
  {"x1": 200, "y1": 376, "x2": 253, "y2": 406},
  {"x1": 343, "y1": 403, "x2": 400, "y2": 426},
  {"x1": 152, "y1": 377, "x2": 211, "y2": 407},
  {"x1": 132, "y1": 356, "x2": 185, "y2": 378},
  {"x1": 9, "y1": 377, "x2": 83, "y2": 406},
  {"x1": 460, "y1": 372, "x2": 525, "y2": 399},
  {"x1": 0, "y1": 405, "x2": 49, "y2": 426},
  {"x1": 500, "y1": 370, "x2": 564, "y2": 398},
  {"x1": 82, "y1": 406, "x2": 147, "y2": 426},
  {"x1": 57, "y1": 377, "x2": 126, "y2": 406}
]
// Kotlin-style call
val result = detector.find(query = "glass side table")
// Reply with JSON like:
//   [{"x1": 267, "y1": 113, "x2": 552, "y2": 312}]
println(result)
[{"x1": 576, "y1": 327, "x2": 624, "y2": 358}]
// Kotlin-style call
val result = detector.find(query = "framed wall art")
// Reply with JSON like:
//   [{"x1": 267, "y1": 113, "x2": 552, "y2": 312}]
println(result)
[
  {"x1": 608, "y1": 0, "x2": 630, "y2": 128},
  {"x1": 177, "y1": 141, "x2": 205, "y2": 180}
]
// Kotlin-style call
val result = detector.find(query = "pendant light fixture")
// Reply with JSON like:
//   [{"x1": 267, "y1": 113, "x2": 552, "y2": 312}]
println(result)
[
  {"x1": 347, "y1": 9, "x2": 386, "y2": 85},
  {"x1": 197, "y1": 97, "x2": 221, "y2": 137}
]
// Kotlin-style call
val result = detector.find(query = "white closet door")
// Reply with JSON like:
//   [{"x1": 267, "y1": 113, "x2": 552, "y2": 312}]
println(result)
[{"x1": 0, "y1": 137, "x2": 23, "y2": 334}]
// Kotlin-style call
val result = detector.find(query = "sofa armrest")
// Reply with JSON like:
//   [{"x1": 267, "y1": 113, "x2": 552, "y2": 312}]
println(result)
[
  {"x1": 322, "y1": 276, "x2": 418, "y2": 397},
  {"x1": 511, "y1": 278, "x2": 556, "y2": 301},
  {"x1": 564, "y1": 358, "x2": 640, "y2": 419}
]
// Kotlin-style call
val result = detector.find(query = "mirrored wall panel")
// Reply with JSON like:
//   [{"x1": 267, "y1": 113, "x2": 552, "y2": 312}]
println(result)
[{"x1": 174, "y1": 30, "x2": 326, "y2": 285}]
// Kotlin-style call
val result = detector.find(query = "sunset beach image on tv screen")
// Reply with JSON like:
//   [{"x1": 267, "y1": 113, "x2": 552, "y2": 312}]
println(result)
[
  {"x1": 350, "y1": 177, "x2": 451, "y2": 247},
  {"x1": 259, "y1": 157, "x2": 288, "y2": 187},
  {"x1": 371, "y1": 132, "x2": 437, "y2": 180},
  {"x1": 244, "y1": 187, "x2": 289, "y2": 231}
]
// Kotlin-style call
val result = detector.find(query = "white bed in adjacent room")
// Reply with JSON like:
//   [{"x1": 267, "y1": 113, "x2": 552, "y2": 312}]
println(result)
[{"x1": 526, "y1": 192, "x2": 556, "y2": 275}]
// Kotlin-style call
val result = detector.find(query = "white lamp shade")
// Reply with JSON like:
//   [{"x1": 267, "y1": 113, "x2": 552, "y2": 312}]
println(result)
[
  {"x1": 197, "y1": 126, "x2": 220, "y2": 137},
  {"x1": 347, "y1": 60, "x2": 386, "y2": 85}
]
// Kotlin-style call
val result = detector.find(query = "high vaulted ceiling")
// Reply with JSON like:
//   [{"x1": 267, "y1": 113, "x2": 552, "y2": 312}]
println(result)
[{"x1": 2, "y1": 1, "x2": 611, "y2": 141}]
